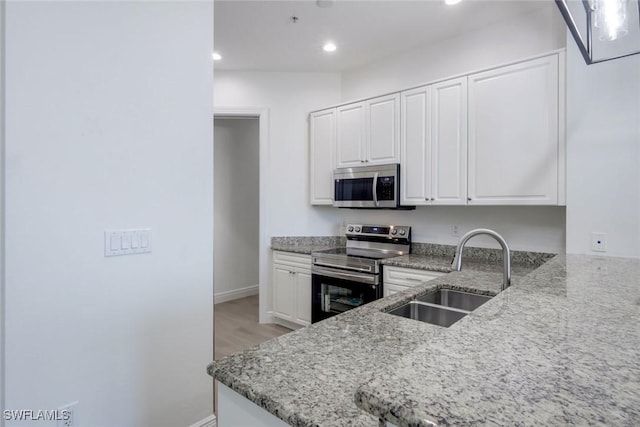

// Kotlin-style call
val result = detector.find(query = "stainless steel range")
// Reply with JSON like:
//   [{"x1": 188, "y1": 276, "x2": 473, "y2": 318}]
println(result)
[{"x1": 311, "y1": 224, "x2": 411, "y2": 323}]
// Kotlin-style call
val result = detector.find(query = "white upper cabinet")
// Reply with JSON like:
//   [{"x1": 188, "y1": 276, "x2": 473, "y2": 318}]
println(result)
[
  {"x1": 400, "y1": 86, "x2": 431, "y2": 205},
  {"x1": 309, "y1": 108, "x2": 336, "y2": 205},
  {"x1": 336, "y1": 102, "x2": 366, "y2": 168},
  {"x1": 336, "y1": 94, "x2": 400, "y2": 168},
  {"x1": 366, "y1": 93, "x2": 400, "y2": 165},
  {"x1": 431, "y1": 77, "x2": 468, "y2": 205},
  {"x1": 467, "y1": 54, "x2": 560, "y2": 205},
  {"x1": 400, "y1": 77, "x2": 467, "y2": 206},
  {"x1": 312, "y1": 51, "x2": 565, "y2": 207}
]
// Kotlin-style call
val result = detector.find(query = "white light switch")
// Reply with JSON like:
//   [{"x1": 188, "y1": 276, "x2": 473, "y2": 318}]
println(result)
[
  {"x1": 121, "y1": 234, "x2": 131, "y2": 250},
  {"x1": 105, "y1": 228, "x2": 152, "y2": 257}
]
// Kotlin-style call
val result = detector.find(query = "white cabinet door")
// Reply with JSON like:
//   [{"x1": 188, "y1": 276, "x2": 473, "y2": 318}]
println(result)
[
  {"x1": 367, "y1": 93, "x2": 400, "y2": 165},
  {"x1": 383, "y1": 266, "x2": 446, "y2": 287},
  {"x1": 294, "y1": 271, "x2": 312, "y2": 326},
  {"x1": 336, "y1": 102, "x2": 366, "y2": 168},
  {"x1": 272, "y1": 251, "x2": 312, "y2": 327},
  {"x1": 468, "y1": 54, "x2": 559, "y2": 205},
  {"x1": 383, "y1": 283, "x2": 410, "y2": 298},
  {"x1": 431, "y1": 77, "x2": 468, "y2": 205},
  {"x1": 272, "y1": 265, "x2": 295, "y2": 322},
  {"x1": 400, "y1": 86, "x2": 431, "y2": 206},
  {"x1": 309, "y1": 108, "x2": 335, "y2": 205}
]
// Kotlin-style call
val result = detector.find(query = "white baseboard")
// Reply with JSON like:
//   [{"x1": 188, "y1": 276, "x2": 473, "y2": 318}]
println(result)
[
  {"x1": 214, "y1": 284, "x2": 259, "y2": 304},
  {"x1": 189, "y1": 414, "x2": 216, "y2": 427},
  {"x1": 271, "y1": 315, "x2": 304, "y2": 331}
]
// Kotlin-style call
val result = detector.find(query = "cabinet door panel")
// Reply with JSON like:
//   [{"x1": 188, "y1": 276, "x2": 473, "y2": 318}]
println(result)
[
  {"x1": 309, "y1": 109, "x2": 335, "y2": 205},
  {"x1": 336, "y1": 102, "x2": 366, "y2": 168},
  {"x1": 400, "y1": 86, "x2": 431, "y2": 205},
  {"x1": 431, "y1": 77, "x2": 467, "y2": 205},
  {"x1": 367, "y1": 94, "x2": 400, "y2": 165},
  {"x1": 468, "y1": 55, "x2": 559, "y2": 204},
  {"x1": 294, "y1": 271, "x2": 312, "y2": 326},
  {"x1": 383, "y1": 283, "x2": 410, "y2": 298},
  {"x1": 272, "y1": 266, "x2": 294, "y2": 321}
]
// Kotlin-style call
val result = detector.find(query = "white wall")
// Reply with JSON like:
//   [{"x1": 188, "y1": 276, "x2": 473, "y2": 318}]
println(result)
[
  {"x1": 341, "y1": 5, "x2": 566, "y2": 101},
  {"x1": 333, "y1": 207, "x2": 565, "y2": 253},
  {"x1": 214, "y1": 118, "x2": 260, "y2": 300},
  {"x1": 5, "y1": 2, "x2": 213, "y2": 426},
  {"x1": 214, "y1": 71, "x2": 342, "y2": 235},
  {"x1": 565, "y1": 39, "x2": 640, "y2": 258}
]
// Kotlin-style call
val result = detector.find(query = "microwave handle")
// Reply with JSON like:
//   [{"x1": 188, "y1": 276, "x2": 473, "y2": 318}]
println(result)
[{"x1": 372, "y1": 172, "x2": 379, "y2": 207}]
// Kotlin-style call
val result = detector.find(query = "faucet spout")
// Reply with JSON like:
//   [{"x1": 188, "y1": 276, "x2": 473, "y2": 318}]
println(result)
[{"x1": 451, "y1": 228, "x2": 511, "y2": 291}]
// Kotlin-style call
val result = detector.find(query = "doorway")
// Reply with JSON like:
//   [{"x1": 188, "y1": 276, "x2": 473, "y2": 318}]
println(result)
[{"x1": 213, "y1": 117, "x2": 260, "y2": 306}]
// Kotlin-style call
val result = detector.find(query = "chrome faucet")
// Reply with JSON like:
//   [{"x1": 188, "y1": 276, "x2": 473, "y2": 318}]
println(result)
[{"x1": 451, "y1": 229, "x2": 511, "y2": 291}]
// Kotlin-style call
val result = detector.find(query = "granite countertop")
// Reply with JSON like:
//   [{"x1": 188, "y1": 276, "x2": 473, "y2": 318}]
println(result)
[
  {"x1": 379, "y1": 254, "x2": 541, "y2": 276},
  {"x1": 209, "y1": 254, "x2": 640, "y2": 426},
  {"x1": 271, "y1": 236, "x2": 346, "y2": 255}
]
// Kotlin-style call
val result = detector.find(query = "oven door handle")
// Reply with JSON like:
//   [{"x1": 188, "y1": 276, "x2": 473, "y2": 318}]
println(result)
[
  {"x1": 312, "y1": 266, "x2": 377, "y2": 285},
  {"x1": 372, "y1": 172, "x2": 379, "y2": 207}
]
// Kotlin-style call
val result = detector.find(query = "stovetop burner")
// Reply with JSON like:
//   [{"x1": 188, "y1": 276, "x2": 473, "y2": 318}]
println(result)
[{"x1": 311, "y1": 224, "x2": 411, "y2": 275}]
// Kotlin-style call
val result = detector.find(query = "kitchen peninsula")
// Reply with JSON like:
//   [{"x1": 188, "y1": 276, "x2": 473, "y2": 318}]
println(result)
[{"x1": 208, "y1": 254, "x2": 640, "y2": 426}]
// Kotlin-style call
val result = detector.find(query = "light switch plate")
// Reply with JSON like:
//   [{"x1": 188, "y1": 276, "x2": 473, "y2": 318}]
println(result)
[{"x1": 105, "y1": 228, "x2": 152, "y2": 257}]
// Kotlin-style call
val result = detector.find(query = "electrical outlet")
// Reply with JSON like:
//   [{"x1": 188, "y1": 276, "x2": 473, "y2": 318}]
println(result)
[
  {"x1": 57, "y1": 401, "x2": 78, "y2": 427},
  {"x1": 451, "y1": 225, "x2": 460, "y2": 237},
  {"x1": 591, "y1": 232, "x2": 607, "y2": 252}
]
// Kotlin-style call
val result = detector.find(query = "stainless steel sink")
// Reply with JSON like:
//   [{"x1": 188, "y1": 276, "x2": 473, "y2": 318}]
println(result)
[
  {"x1": 416, "y1": 289, "x2": 492, "y2": 311},
  {"x1": 387, "y1": 301, "x2": 468, "y2": 327},
  {"x1": 386, "y1": 289, "x2": 493, "y2": 327}
]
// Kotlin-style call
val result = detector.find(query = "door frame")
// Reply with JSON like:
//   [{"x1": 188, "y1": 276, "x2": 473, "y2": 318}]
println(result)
[{"x1": 213, "y1": 107, "x2": 271, "y2": 324}]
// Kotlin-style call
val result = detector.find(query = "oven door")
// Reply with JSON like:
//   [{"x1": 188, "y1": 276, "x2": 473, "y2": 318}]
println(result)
[{"x1": 311, "y1": 266, "x2": 381, "y2": 323}]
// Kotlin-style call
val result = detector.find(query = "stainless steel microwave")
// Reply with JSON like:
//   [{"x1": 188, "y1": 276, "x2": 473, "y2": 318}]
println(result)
[{"x1": 333, "y1": 163, "x2": 413, "y2": 209}]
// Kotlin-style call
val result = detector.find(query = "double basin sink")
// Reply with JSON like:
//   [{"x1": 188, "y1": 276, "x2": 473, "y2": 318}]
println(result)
[{"x1": 387, "y1": 289, "x2": 492, "y2": 327}]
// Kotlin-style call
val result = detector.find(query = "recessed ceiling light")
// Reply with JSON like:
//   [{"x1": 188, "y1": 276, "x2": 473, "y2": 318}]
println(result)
[
  {"x1": 323, "y1": 42, "x2": 337, "y2": 53},
  {"x1": 212, "y1": 52, "x2": 222, "y2": 61},
  {"x1": 445, "y1": 0, "x2": 462, "y2": 4}
]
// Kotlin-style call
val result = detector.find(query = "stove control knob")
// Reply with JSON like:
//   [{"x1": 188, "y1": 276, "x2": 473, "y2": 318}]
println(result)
[
  {"x1": 355, "y1": 226, "x2": 361, "y2": 232},
  {"x1": 391, "y1": 229, "x2": 398, "y2": 235},
  {"x1": 399, "y1": 229, "x2": 406, "y2": 236},
  {"x1": 347, "y1": 226, "x2": 354, "y2": 232}
]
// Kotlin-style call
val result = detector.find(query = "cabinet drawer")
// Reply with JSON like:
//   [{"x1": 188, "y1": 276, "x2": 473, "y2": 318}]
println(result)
[
  {"x1": 273, "y1": 251, "x2": 311, "y2": 271},
  {"x1": 383, "y1": 266, "x2": 445, "y2": 287}
]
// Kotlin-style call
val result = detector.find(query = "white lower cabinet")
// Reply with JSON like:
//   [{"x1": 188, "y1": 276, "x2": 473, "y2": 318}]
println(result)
[
  {"x1": 272, "y1": 251, "x2": 312, "y2": 327},
  {"x1": 218, "y1": 383, "x2": 289, "y2": 427},
  {"x1": 383, "y1": 266, "x2": 445, "y2": 297}
]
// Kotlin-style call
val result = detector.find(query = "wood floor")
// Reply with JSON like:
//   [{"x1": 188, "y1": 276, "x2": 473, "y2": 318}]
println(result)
[{"x1": 215, "y1": 294, "x2": 291, "y2": 360}]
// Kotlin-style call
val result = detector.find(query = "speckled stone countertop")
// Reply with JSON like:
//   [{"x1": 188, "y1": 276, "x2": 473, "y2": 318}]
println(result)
[
  {"x1": 380, "y1": 254, "x2": 542, "y2": 276},
  {"x1": 271, "y1": 236, "x2": 346, "y2": 255},
  {"x1": 209, "y1": 255, "x2": 640, "y2": 426},
  {"x1": 271, "y1": 237, "x2": 554, "y2": 275}
]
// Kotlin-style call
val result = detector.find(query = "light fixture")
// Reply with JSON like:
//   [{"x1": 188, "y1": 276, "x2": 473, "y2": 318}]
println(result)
[
  {"x1": 323, "y1": 42, "x2": 337, "y2": 52},
  {"x1": 555, "y1": 0, "x2": 640, "y2": 64},
  {"x1": 445, "y1": 0, "x2": 463, "y2": 5},
  {"x1": 590, "y1": 0, "x2": 629, "y2": 40},
  {"x1": 212, "y1": 52, "x2": 222, "y2": 61}
]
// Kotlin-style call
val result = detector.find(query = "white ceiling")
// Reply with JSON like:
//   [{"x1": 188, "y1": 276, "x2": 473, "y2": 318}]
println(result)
[{"x1": 214, "y1": 0, "x2": 555, "y2": 72}]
